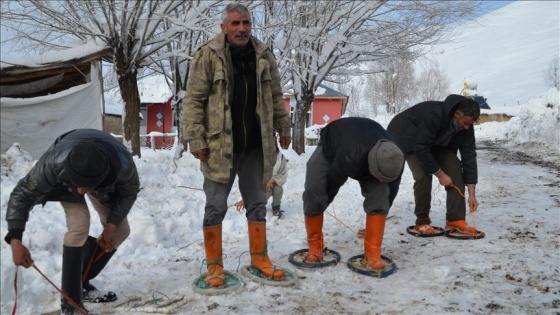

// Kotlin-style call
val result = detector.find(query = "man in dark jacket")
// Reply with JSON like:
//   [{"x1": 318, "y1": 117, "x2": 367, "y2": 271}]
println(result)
[
  {"x1": 4, "y1": 129, "x2": 140, "y2": 314},
  {"x1": 387, "y1": 94, "x2": 483, "y2": 237},
  {"x1": 303, "y1": 117, "x2": 404, "y2": 270}
]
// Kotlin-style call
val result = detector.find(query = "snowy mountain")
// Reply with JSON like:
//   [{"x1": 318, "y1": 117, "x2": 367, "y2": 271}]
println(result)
[{"x1": 427, "y1": 1, "x2": 559, "y2": 107}]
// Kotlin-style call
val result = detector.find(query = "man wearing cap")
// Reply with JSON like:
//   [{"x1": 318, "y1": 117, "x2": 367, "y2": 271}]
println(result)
[
  {"x1": 302, "y1": 117, "x2": 404, "y2": 270},
  {"x1": 4, "y1": 129, "x2": 140, "y2": 314}
]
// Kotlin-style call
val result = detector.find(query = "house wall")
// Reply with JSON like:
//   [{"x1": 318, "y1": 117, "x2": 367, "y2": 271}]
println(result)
[
  {"x1": 146, "y1": 98, "x2": 175, "y2": 149},
  {"x1": 311, "y1": 98, "x2": 343, "y2": 125}
]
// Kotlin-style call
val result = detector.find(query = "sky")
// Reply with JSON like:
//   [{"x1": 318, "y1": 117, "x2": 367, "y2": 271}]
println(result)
[{"x1": 1, "y1": 1, "x2": 560, "y2": 315}]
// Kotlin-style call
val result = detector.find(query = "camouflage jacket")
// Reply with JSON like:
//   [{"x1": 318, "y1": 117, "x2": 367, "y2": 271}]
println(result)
[{"x1": 182, "y1": 34, "x2": 291, "y2": 183}]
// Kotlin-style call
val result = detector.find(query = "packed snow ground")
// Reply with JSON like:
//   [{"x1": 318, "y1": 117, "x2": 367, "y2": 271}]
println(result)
[{"x1": 1, "y1": 91, "x2": 558, "y2": 315}]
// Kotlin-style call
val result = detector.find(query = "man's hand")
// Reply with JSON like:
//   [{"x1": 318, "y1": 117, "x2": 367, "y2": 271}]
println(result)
[
  {"x1": 99, "y1": 223, "x2": 118, "y2": 252},
  {"x1": 192, "y1": 149, "x2": 209, "y2": 162},
  {"x1": 435, "y1": 170, "x2": 453, "y2": 187},
  {"x1": 279, "y1": 136, "x2": 291, "y2": 150},
  {"x1": 467, "y1": 185, "x2": 478, "y2": 213},
  {"x1": 266, "y1": 179, "x2": 276, "y2": 191},
  {"x1": 10, "y1": 239, "x2": 33, "y2": 268}
]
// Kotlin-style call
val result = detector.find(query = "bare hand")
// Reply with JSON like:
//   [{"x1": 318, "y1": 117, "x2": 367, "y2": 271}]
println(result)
[
  {"x1": 357, "y1": 229, "x2": 365, "y2": 239},
  {"x1": 192, "y1": 149, "x2": 209, "y2": 162},
  {"x1": 266, "y1": 179, "x2": 276, "y2": 191},
  {"x1": 10, "y1": 240, "x2": 33, "y2": 268},
  {"x1": 436, "y1": 170, "x2": 453, "y2": 187},
  {"x1": 468, "y1": 195, "x2": 479, "y2": 213},
  {"x1": 279, "y1": 136, "x2": 291, "y2": 150},
  {"x1": 234, "y1": 200, "x2": 245, "y2": 212},
  {"x1": 99, "y1": 224, "x2": 118, "y2": 252}
]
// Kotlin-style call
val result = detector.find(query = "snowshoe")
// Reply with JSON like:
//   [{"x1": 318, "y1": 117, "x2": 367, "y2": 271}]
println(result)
[
  {"x1": 83, "y1": 282, "x2": 117, "y2": 303},
  {"x1": 346, "y1": 254, "x2": 397, "y2": 278},
  {"x1": 288, "y1": 247, "x2": 341, "y2": 268}
]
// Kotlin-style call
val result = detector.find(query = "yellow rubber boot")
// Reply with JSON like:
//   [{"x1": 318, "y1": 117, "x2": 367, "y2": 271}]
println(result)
[
  {"x1": 364, "y1": 214, "x2": 387, "y2": 270},
  {"x1": 305, "y1": 214, "x2": 324, "y2": 262},
  {"x1": 203, "y1": 225, "x2": 225, "y2": 287},
  {"x1": 248, "y1": 221, "x2": 285, "y2": 280}
]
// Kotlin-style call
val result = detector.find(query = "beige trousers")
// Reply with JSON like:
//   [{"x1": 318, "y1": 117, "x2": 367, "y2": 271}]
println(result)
[{"x1": 61, "y1": 193, "x2": 130, "y2": 247}]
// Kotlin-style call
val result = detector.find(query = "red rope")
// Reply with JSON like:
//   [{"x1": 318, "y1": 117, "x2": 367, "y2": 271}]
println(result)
[
  {"x1": 32, "y1": 264, "x2": 88, "y2": 315},
  {"x1": 11, "y1": 267, "x2": 18, "y2": 315},
  {"x1": 82, "y1": 242, "x2": 105, "y2": 284}
]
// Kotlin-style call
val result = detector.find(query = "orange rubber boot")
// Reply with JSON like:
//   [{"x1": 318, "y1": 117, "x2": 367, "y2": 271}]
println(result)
[
  {"x1": 248, "y1": 221, "x2": 285, "y2": 280},
  {"x1": 305, "y1": 214, "x2": 324, "y2": 262},
  {"x1": 446, "y1": 220, "x2": 477, "y2": 234},
  {"x1": 364, "y1": 214, "x2": 387, "y2": 270},
  {"x1": 203, "y1": 225, "x2": 225, "y2": 287}
]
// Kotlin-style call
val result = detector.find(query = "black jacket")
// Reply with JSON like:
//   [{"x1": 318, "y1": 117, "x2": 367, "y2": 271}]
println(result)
[
  {"x1": 320, "y1": 117, "x2": 402, "y2": 205},
  {"x1": 387, "y1": 94, "x2": 478, "y2": 184},
  {"x1": 5, "y1": 129, "x2": 139, "y2": 242}
]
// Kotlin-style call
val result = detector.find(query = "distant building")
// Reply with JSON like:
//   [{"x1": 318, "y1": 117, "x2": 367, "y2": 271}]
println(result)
[{"x1": 283, "y1": 84, "x2": 349, "y2": 128}]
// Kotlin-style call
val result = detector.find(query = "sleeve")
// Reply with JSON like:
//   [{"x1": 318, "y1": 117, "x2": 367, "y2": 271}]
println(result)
[
  {"x1": 459, "y1": 128, "x2": 478, "y2": 185},
  {"x1": 5, "y1": 155, "x2": 59, "y2": 242},
  {"x1": 271, "y1": 154, "x2": 288, "y2": 186},
  {"x1": 181, "y1": 49, "x2": 213, "y2": 152},
  {"x1": 266, "y1": 51, "x2": 291, "y2": 137},
  {"x1": 106, "y1": 162, "x2": 140, "y2": 226}
]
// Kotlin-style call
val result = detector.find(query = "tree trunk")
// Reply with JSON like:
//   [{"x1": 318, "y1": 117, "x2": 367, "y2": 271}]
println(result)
[
  {"x1": 117, "y1": 70, "x2": 141, "y2": 157},
  {"x1": 292, "y1": 91, "x2": 315, "y2": 155}
]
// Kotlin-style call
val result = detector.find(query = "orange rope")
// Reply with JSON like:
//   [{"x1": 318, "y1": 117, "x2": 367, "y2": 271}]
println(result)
[{"x1": 325, "y1": 206, "x2": 375, "y2": 250}]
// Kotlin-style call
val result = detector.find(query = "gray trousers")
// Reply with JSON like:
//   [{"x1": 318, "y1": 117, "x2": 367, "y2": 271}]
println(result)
[
  {"x1": 203, "y1": 148, "x2": 267, "y2": 226},
  {"x1": 266, "y1": 185, "x2": 283, "y2": 208},
  {"x1": 303, "y1": 146, "x2": 390, "y2": 217},
  {"x1": 406, "y1": 147, "x2": 466, "y2": 225},
  {"x1": 61, "y1": 194, "x2": 130, "y2": 247}
]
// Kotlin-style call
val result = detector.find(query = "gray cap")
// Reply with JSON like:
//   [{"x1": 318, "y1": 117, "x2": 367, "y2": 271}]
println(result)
[{"x1": 368, "y1": 140, "x2": 404, "y2": 182}]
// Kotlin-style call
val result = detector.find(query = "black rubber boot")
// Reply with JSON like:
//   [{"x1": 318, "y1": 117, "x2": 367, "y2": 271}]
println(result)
[
  {"x1": 82, "y1": 236, "x2": 117, "y2": 303},
  {"x1": 61, "y1": 246, "x2": 88, "y2": 314}
]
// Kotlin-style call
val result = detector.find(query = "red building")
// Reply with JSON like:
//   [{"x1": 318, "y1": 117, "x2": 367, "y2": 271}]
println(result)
[
  {"x1": 143, "y1": 97, "x2": 175, "y2": 149},
  {"x1": 283, "y1": 84, "x2": 349, "y2": 127}
]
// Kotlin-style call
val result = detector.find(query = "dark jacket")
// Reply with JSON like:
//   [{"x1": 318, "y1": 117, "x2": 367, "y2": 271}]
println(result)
[
  {"x1": 387, "y1": 94, "x2": 478, "y2": 185},
  {"x1": 320, "y1": 117, "x2": 402, "y2": 205},
  {"x1": 5, "y1": 129, "x2": 139, "y2": 242}
]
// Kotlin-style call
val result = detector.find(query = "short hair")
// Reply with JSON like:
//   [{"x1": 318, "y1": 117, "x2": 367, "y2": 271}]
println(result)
[
  {"x1": 222, "y1": 3, "x2": 250, "y2": 23},
  {"x1": 455, "y1": 98, "x2": 480, "y2": 120}
]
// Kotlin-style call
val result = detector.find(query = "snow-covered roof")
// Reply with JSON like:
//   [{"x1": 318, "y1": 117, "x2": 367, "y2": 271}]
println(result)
[{"x1": 284, "y1": 84, "x2": 348, "y2": 98}]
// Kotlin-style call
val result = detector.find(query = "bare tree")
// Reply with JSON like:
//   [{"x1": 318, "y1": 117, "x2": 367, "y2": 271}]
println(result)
[
  {"x1": 416, "y1": 59, "x2": 450, "y2": 102},
  {"x1": 364, "y1": 56, "x2": 417, "y2": 114},
  {"x1": 1, "y1": 0, "x2": 190, "y2": 156},
  {"x1": 544, "y1": 56, "x2": 560, "y2": 91},
  {"x1": 261, "y1": 0, "x2": 478, "y2": 154}
]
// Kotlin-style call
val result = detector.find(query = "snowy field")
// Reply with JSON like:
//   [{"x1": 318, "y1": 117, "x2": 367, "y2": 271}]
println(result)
[
  {"x1": 1, "y1": 1, "x2": 559, "y2": 314},
  {"x1": 1, "y1": 90, "x2": 558, "y2": 315}
]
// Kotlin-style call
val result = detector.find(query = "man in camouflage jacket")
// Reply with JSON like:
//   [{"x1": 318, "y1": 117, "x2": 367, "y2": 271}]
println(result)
[{"x1": 181, "y1": 3, "x2": 291, "y2": 287}]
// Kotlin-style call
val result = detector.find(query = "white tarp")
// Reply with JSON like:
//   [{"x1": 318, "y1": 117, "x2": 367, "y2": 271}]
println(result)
[{"x1": 1, "y1": 63, "x2": 103, "y2": 158}]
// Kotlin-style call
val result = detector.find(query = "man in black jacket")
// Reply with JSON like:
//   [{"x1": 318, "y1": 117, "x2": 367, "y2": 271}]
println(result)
[
  {"x1": 303, "y1": 117, "x2": 404, "y2": 270},
  {"x1": 387, "y1": 94, "x2": 483, "y2": 237},
  {"x1": 4, "y1": 129, "x2": 140, "y2": 314}
]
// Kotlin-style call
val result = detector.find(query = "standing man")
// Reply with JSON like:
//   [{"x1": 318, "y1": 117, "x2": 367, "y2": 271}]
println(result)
[
  {"x1": 387, "y1": 94, "x2": 484, "y2": 237},
  {"x1": 182, "y1": 3, "x2": 291, "y2": 287},
  {"x1": 5, "y1": 129, "x2": 140, "y2": 314},
  {"x1": 303, "y1": 117, "x2": 404, "y2": 270}
]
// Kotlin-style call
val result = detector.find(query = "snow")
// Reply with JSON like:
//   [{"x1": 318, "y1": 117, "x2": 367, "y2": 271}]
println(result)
[
  {"x1": 1, "y1": 2, "x2": 560, "y2": 315},
  {"x1": 427, "y1": 1, "x2": 559, "y2": 107}
]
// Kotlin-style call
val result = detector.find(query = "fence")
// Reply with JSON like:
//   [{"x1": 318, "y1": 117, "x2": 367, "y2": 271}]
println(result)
[{"x1": 112, "y1": 133, "x2": 177, "y2": 150}]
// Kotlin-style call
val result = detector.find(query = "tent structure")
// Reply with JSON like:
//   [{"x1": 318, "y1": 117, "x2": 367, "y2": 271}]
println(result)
[{"x1": 1, "y1": 42, "x2": 110, "y2": 158}]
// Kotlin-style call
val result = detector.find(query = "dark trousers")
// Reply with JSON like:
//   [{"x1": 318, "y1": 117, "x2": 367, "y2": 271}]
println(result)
[
  {"x1": 203, "y1": 148, "x2": 267, "y2": 226},
  {"x1": 303, "y1": 146, "x2": 390, "y2": 217},
  {"x1": 406, "y1": 147, "x2": 466, "y2": 225}
]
